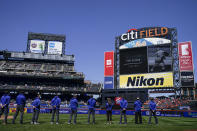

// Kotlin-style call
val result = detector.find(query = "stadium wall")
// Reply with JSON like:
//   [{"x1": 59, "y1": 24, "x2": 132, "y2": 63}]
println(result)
[{"x1": 9, "y1": 107, "x2": 197, "y2": 118}]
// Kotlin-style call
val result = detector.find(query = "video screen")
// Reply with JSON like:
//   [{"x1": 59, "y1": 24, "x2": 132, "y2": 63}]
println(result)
[
  {"x1": 119, "y1": 47, "x2": 148, "y2": 74},
  {"x1": 148, "y1": 44, "x2": 172, "y2": 73}
]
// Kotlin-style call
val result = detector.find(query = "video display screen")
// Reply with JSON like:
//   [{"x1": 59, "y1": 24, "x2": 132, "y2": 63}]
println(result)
[
  {"x1": 148, "y1": 44, "x2": 172, "y2": 73},
  {"x1": 119, "y1": 44, "x2": 172, "y2": 75},
  {"x1": 119, "y1": 47, "x2": 148, "y2": 74}
]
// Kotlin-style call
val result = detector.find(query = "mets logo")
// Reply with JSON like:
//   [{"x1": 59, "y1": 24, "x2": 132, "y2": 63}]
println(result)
[
  {"x1": 115, "y1": 97, "x2": 122, "y2": 105},
  {"x1": 31, "y1": 43, "x2": 37, "y2": 48}
]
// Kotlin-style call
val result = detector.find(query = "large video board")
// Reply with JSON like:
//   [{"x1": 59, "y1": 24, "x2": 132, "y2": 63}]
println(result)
[{"x1": 119, "y1": 27, "x2": 173, "y2": 88}]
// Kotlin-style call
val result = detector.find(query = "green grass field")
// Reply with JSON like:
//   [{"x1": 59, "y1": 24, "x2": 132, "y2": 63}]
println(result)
[{"x1": 0, "y1": 113, "x2": 197, "y2": 131}]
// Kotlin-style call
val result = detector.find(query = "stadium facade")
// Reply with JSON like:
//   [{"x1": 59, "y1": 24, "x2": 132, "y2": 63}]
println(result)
[
  {"x1": 0, "y1": 32, "x2": 101, "y2": 100},
  {"x1": 103, "y1": 27, "x2": 196, "y2": 108}
]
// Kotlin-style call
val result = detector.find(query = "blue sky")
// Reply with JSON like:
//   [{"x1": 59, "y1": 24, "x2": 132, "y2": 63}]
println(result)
[{"x1": 0, "y1": 0, "x2": 196, "y2": 83}]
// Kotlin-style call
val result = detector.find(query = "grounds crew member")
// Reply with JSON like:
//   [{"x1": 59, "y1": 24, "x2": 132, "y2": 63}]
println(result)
[
  {"x1": 0, "y1": 91, "x2": 11, "y2": 124},
  {"x1": 12, "y1": 91, "x2": 26, "y2": 124},
  {"x1": 134, "y1": 97, "x2": 142, "y2": 124},
  {"x1": 87, "y1": 95, "x2": 96, "y2": 124},
  {"x1": 148, "y1": 98, "x2": 158, "y2": 124},
  {"x1": 50, "y1": 94, "x2": 61, "y2": 124},
  {"x1": 31, "y1": 94, "x2": 41, "y2": 124},
  {"x1": 105, "y1": 98, "x2": 113, "y2": 124},
  {"x1": 119, "y1": 96, "x2": 128, "y2": 124},
  {"x1": 68, "y1": 95, "x2": 78, "y2": 124}
]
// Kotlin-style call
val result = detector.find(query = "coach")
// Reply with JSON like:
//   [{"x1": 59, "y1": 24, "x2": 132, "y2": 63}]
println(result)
[
  {"x1": 119, "y1": 97, "x2": 128, "y2": 124},
  {"x1": 134, "y1": 97, "x2": 142, "y2": 124},
  {"x1": 31, "y1": 94, "x2": 41, "y2": 125},
  {"x1": 12, "y1": 91, "x2": 26, "y2": 124},
  {"x1": 50, "y1": 94, "x2": 61, "y2": 124},
  {"x1": 68, "y1": 95, "x2": 78, "y2": 124},
  {"x1": 0, "y1": 91, "x2": 11, "y2": 125},
  {"x1": 148, "y1": 98, "x2": 158, "y2": 124},
  {"x1": 87, "y1": 95, "x2": 96, "y2": 124}
]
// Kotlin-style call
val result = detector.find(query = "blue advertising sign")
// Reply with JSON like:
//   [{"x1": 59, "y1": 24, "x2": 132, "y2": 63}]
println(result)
[
  {"x1": 104, "y1": 76, "x2": 114, "y2": 89},
  {"x1": 26, "y1": 107, "x2": 197, "y2": 118}
]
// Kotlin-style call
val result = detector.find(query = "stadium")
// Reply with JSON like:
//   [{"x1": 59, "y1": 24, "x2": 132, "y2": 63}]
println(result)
[{"x1": 0, "y1": 28, "x2": 197, "y2": 131}]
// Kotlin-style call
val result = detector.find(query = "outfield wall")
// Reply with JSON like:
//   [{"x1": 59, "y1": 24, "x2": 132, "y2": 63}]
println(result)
[{"x1": 9, "y1": 108, "x2": 197, "y2": 118}]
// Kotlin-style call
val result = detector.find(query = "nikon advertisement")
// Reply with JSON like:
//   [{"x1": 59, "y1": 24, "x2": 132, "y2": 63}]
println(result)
[{"x1": 119, "y1": 72, "x2": 173, "y2": 88}]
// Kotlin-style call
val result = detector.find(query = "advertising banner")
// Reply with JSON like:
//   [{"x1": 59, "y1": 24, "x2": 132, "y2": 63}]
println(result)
[
  {"x1": 26, "y1": 107, "x2": 197, "y2": 118},
  {"x1": 104, "y1": 51, "x2": 114, "y2": 76},
  {"x1": 104, "y1": 76, "x2": 114, "y2": 89},
  {"x1": 119, "y1": 27, "x2": 171, "y2": 45},
  {"x1": 119, "y1": 72, "x2": 173, "y2": 88},
  {"x1": 9, "y1": 107, "x2": 27, "y2": 113},
  {"x1": 30, "y1": 40, "x2": 45, "y2": 53},
  {"x1": 48, "y1": 41, "x2": 63, "y2": 54},
  {"x1": 119, "y1": 38, "x2": 171, "y2": 49},
  {"x1": 148, "y1": 44, "x2": 172, "y2": 73},
  {"x1": 178, "y1": 42, "x2": 193, "y2": 71},
  {"x1": 181, "y1": 71, "x2": 194, "y2": 87}
]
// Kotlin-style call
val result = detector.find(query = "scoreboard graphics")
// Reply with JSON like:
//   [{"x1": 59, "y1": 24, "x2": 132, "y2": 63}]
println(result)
[{"x1": 114, "y1": 27, "x2": 180, "y2": 90}]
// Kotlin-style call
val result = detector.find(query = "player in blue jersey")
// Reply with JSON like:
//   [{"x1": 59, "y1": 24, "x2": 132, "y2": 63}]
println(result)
[
  {"x1": 119, "y1": 97, "x2": 128, "y2": 124},
  {"x1": 0, "y1": 91, "x2": 11, "y2": 124},
  {"x1": 105, "y1": 98, "x2": 113, "y2": 124},
  {"x1": 31, "y1": 94, "x2": 41, "y2": 124},
  {"x1": 50, "y1": 94, "x2": 61, "y2": 124},
  {"x1": 87, "y1": 95, "x2": 96, "y2": 124},
  {"x1": 68, "y1": 95, "x2": 78, "y2": 124},
  {"x1": 148, "y1": 98, "x2": 158, "y2": 124},
  {"x1": 12, "y1": 91, "x2": 26, "y2": 124}
]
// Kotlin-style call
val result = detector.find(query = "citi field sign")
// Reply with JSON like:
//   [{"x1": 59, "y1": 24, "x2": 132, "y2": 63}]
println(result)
[{"x1": 121, "y1": 27, "x2": 169, "y2": 41}]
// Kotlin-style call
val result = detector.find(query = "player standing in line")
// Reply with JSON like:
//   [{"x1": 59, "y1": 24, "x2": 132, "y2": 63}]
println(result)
[
  {"x1": 119, "y1": 96, "x2": 128, "y2": 124},
  {"x1": 50, "y1": 94, "x2": 61, "y2": 124},
  {"x1": 12, "y1": 91, "x2": 26, "y2": 124},
  {"x1": 148, "y1": 98, "x2": 158, "y2": 124},
  {"x1": 105, "y1": 98, "x2": 113, "y2": 124},
  {"x1": 134, "y1": 97, "x2": 142, "y2": 124},
  {"x1": 87, "y1": 95, "x2": 96, "y2": 124},
  {"x1": 68, "y1": 95, "x2": 78, "y2": 124},
  {"x1": 0, "y1": 91, "x2": 11, "y2": 125},
  {"x1": 31, "y1": 94, "x2": 41, "y2": 125}
]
